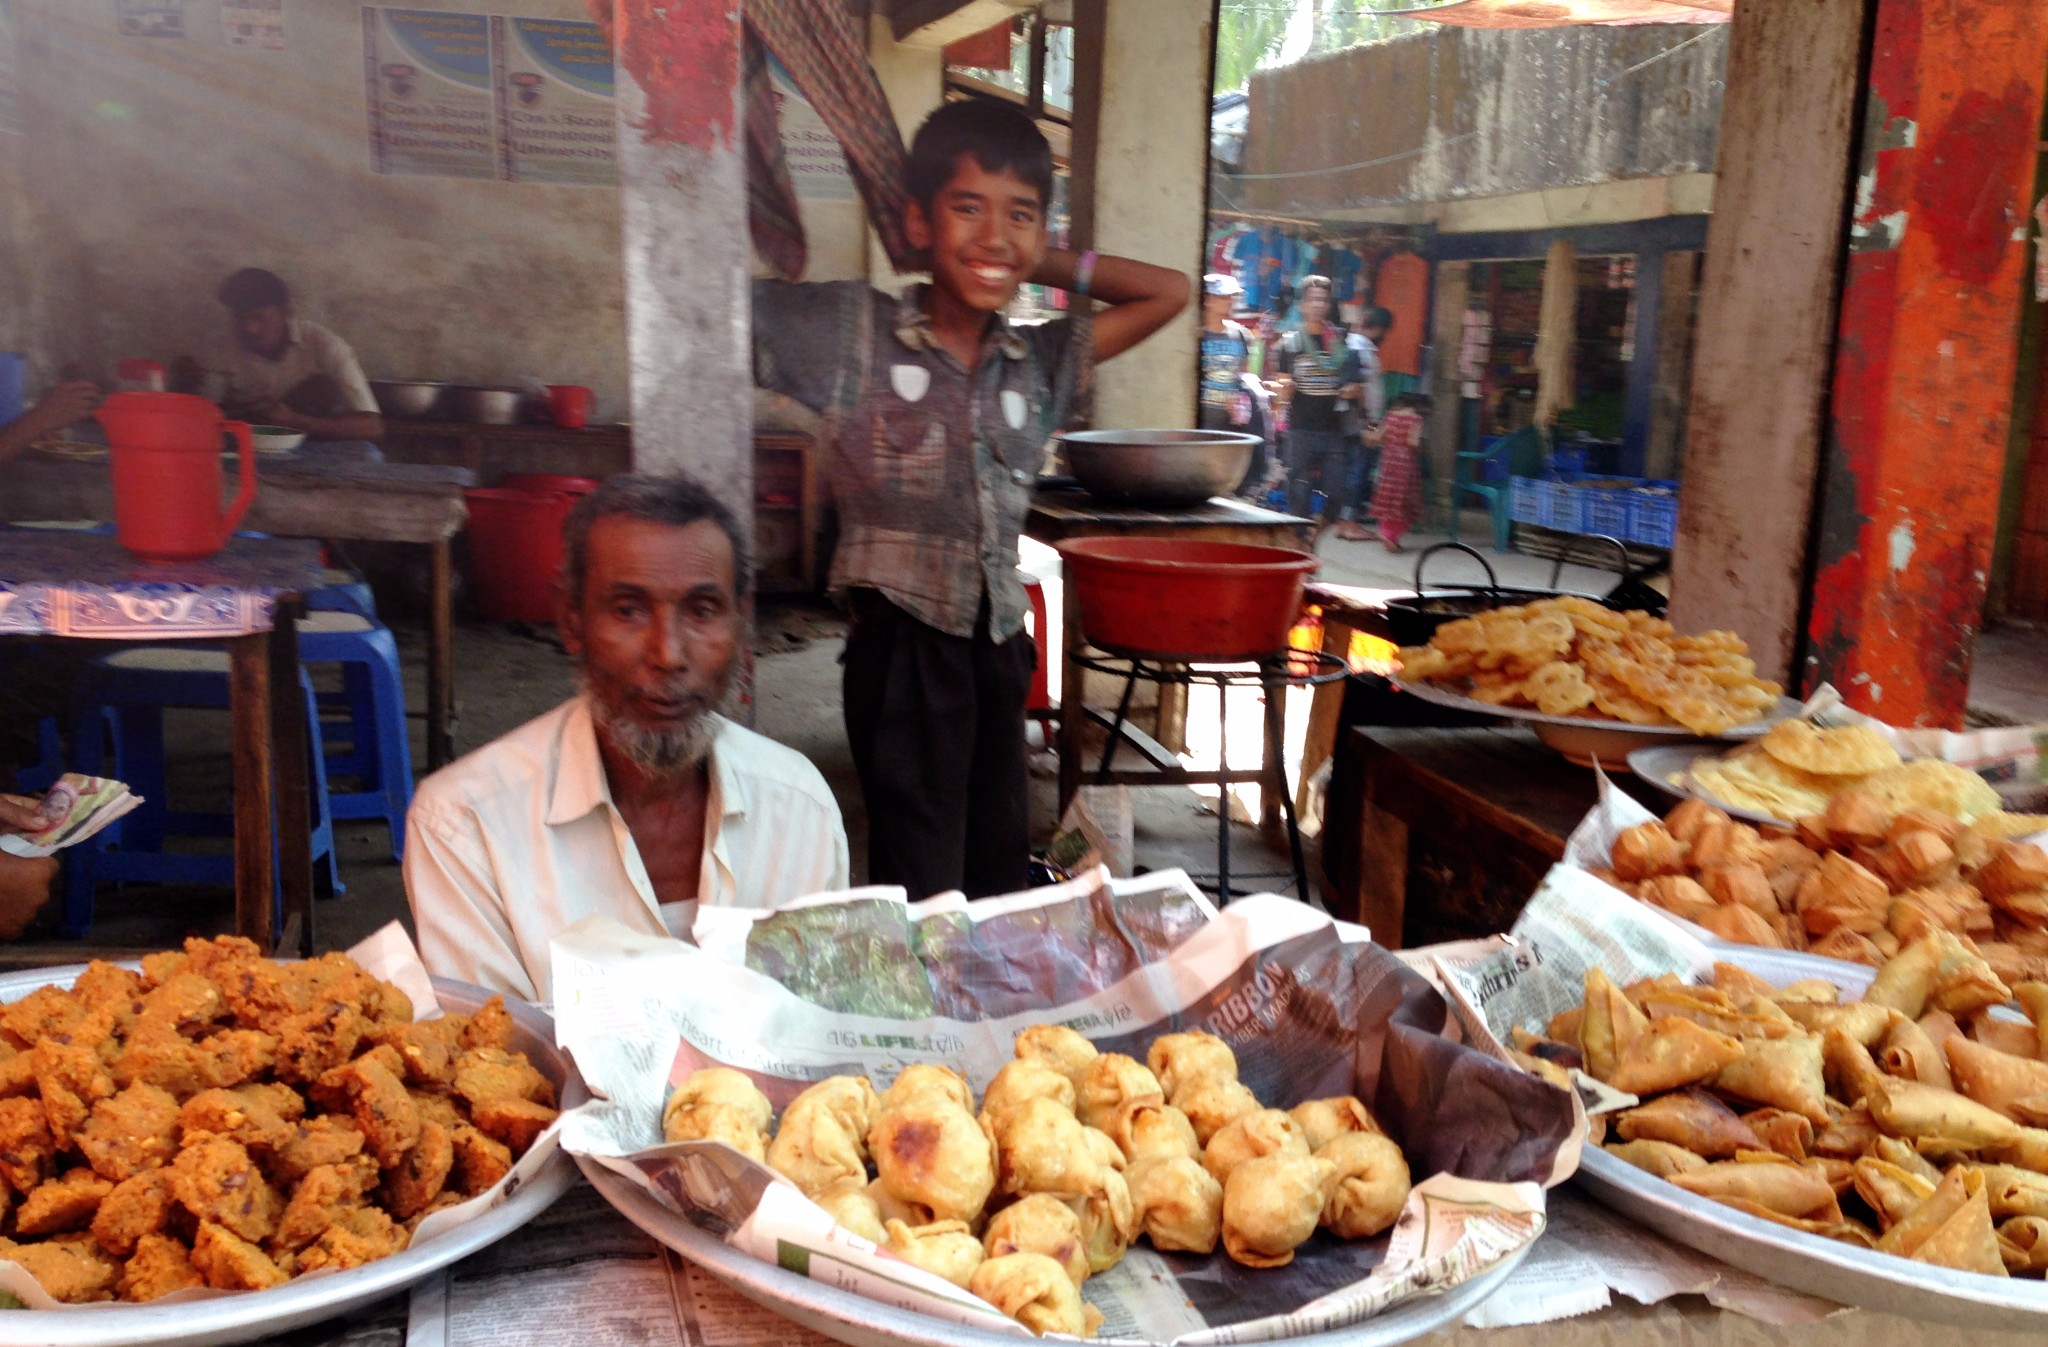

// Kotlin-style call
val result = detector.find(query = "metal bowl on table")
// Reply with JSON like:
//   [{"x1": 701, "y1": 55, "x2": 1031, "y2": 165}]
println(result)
[
  {"x1": 446, "y1": 386, "x2": 527, "y2": 426},
  {"x1": 1055, "y1": 428, "x2": 1259, "y2": 508},
  {"x1": 369, "y1": 379, "x2": 447, "y2": 419}
]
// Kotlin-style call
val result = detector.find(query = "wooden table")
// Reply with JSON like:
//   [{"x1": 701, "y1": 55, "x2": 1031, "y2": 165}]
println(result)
[
  {"x1": 1023, "y1": 489, "x2": 1314, "y2": 821},
  {"x1": 1327, "y1": 725, "x2": 1665, "y2": 948},
  {"x1": 378, "y1": 419, "x2": 632, "y2": 484},
  {"x1": 5, "y1": 456, "x2": 471, "y2": 769},
  {"x1": 0, "y1": 531, "x2": 325, "y2": 955}
]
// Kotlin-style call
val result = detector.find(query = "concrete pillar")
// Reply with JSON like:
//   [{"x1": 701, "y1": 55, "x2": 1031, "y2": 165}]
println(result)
[
  {"x1": 614, "y1": 0, "x2": 751, "y2": 517},
  {"x1": 1427, "y1": 261, "x2": 1471, "y2": 517},
  {"x1": 866, "y1": 13, "x2": 942, "y2": 294},
  {"x1": 1070, "y1": 0, "x2": 1208, "y2": 430}
]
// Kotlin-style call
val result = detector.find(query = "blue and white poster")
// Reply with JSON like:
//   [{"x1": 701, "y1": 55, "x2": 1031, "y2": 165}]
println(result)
[
  {"x1": 491, "y1": 16, "x2": 614, "y2": 187},
  {"x1": 362, "y1": 7, "x2": 497, "y2": 180}
]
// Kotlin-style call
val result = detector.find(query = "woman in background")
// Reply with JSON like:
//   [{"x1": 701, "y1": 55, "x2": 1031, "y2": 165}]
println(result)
[{"x1": 1369, "y1": 392, "x2": 1432, "y2": 552}]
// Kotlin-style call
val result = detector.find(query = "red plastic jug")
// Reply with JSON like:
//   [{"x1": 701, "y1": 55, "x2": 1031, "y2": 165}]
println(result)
[{"x1": 96, "y1": 392, "x2": 257, "y2": 563}]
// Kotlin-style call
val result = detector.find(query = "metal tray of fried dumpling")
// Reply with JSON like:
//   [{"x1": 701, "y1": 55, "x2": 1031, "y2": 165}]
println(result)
[
  {"x1": 578, "y1": 1156, "x2": 1530, "y2": 1347},
  {"x1": 1573, "y1": 943, "x2": 2048, "y2": 1327},
  {"x1": 0, "y1": 964, "x2": 580, "y2": 1347}
]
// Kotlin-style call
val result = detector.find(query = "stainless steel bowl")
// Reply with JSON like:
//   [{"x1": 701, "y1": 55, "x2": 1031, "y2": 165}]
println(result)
[
  {"x1": 446, "y1": 385, "x2": 527, "y2": 426},
  {"x1": 1055, "y1": 428, "x2": 1259, "y2": 507},
  {"x1": 370, "y1": 379, "x2": 446, "y2": 419}
]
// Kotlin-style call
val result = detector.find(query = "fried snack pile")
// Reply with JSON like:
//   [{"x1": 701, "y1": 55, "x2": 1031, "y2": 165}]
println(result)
[
  {"x1": 1526, "y1": 941, "x2": 2048, "y2": 1278},
  {"x1": 0, "y1": 937, "x2": 557, "y2": 1304},
  {"x1": 1684, "y1": 720, "x2": 2015, "y2": 824},
  {"x1": 1596, "y1": 797, "x2": 2048, "y2": 984},
  {"x1": 1396, "y1": 597, "x2": 1779, "y2": 735},
  {"x1": 673, "y1": 1027, "x2": 1410, "y2": 1338}
]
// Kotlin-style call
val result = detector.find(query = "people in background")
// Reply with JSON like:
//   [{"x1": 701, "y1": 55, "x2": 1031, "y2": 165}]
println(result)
[
  {"x1": 182, "y1": 268, "x2": 385, "y2": 458},
  {"x1": 1274, "y1": 274, "x2": 1361, "y2": 536},
  {"x1": 1336, "y1": 306, "x2": 1392, "y2": 542},
  {"x1": 1197, "y1": 274, "x2": 1256, "y2": 434},
  {"x1": 0, "y1": 381, "x2": 100, "y2": 462},
  {"x1": 1369, "y1": 391, "x2": 1434, "y2": 553},
  {"x1": 404, "y1": 474, "x2": 849, "y2": 1002},
  {"x1": 752, "y1": 98, "x2": 1187, "y2": 901}
]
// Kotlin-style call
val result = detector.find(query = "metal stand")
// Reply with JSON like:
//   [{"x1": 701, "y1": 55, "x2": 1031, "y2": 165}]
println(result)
[{"x1": 1073, "y1": 648, "x2": 1348, "y2": 904}]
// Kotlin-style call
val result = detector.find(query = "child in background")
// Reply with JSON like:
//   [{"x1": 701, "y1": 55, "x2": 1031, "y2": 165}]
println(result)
[{"x1": 1369, "y1": 392, "x2": 1432, "y2": 553}]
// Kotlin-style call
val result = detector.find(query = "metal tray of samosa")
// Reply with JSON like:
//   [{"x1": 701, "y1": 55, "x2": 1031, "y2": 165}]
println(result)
[
  {"x1": 0, "y1": 963, "x2": 580, "y2": 1347},
  {"x1": 580, "y1": 1156, "x2": 1530, "y2": 1347},
  {"x1": 1573, "y1": 943, "x2": 2048, "y2": 1327}
]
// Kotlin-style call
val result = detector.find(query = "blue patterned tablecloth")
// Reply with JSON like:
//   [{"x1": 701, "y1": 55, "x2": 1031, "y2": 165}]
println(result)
[{"x1": 0, "y1": 530, "x2": 326, "y2": 639}]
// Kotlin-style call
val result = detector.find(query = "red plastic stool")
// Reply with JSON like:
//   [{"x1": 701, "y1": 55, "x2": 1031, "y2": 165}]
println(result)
[{"x1": 1021, "y1": 573, "x2": 1054, "y2": 720}]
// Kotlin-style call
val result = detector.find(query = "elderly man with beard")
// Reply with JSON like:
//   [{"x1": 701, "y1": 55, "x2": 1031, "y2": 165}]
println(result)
[{"x1": 404, "y1": 474, "x2": 848, "y2": 1002}]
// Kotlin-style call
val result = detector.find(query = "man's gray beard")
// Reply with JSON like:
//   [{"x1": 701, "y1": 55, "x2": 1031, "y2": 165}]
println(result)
[{"x1": 582, "y1": 678, "x2": 719, "y2": 780}]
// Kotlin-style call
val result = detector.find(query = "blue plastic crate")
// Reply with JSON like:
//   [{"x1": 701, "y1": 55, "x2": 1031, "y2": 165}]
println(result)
[
  {"x1": 1629, "y1": 489, "x2": 1679, "y2": 549},
  {"x1": 1543, "y1": 481, "x2": 1585, "y2": 533},
  {"x1": 1550, "y1": 445, "x2": 1588, "y2": 478},
  {"x1": 1509, "y1": 475, "x2": 1545, "y2": 525},
  {"x1": 1582, "y1": 483, "x2": 1632, "y2": 538}
]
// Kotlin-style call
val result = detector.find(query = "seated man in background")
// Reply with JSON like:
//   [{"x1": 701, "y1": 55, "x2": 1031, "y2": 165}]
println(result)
[
  {"x1": 184, "y1": 268, "x2": 386, "y2": 459},
  {"x1": 0, "y1": 381, "x2": 100, "y2": 462},
  {"x1": 405, "y1": 473, "x2": 849, "y2": 1003}
]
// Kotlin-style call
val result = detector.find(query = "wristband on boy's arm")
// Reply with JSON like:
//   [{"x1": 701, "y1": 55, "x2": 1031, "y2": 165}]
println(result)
[{"x1": 1074, "y1": 250, "x2": 1098, "y2": 298}]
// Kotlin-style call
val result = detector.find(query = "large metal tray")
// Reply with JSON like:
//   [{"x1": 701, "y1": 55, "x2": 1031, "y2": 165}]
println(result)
[
  {"x1": 0, "y1": 964, "x2": 580, "y2": 1347},
  {"x1": 579, "y1": 1156, "x2": 1529, "y2": 1347},
  {"x1": 1574, "y1": 942, "x2": 2048, "y2": 1327},
  {"x1": 1391, "y1": 679, "x2": 1796, "y2": 767}
]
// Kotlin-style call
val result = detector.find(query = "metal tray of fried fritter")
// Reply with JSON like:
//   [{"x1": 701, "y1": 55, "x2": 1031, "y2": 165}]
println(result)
[
  {"x1": 0, "y1": 966, "x2": 580, "y2": 1347},
  {"x1": 1574, "y1": 944, "x2": 2048, "y2": 1327}
]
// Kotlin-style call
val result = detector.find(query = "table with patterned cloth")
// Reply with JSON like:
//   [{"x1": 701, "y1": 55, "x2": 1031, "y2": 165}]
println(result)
[{"x1": 0, "y1": 529, "x2": 327, "y2": 952}]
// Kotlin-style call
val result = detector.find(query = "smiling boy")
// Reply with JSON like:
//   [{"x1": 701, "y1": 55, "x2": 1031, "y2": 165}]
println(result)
[{"x1": 754, "y1": 99, "x2": 1188, "y2": 899}]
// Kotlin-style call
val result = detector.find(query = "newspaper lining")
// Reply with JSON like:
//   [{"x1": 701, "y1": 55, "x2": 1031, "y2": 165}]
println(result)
[{"x1": 550, "y1": 870, "x2": 1574, "y2": 1344}]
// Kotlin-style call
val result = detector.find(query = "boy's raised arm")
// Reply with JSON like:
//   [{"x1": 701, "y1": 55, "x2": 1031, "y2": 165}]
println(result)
[{"x1": 1032, "y1": 249, "x2": 1190, "y2": 364}]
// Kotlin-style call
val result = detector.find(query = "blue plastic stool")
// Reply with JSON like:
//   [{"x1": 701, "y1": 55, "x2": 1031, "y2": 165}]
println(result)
[
  {"x1": 65, "y1": 649, "x2": 339, "y2": 939},
  {"x1": 307, "y1": 567, "x2": 378, "y2": 621},
  {"x1": 296, "y1": 610, "x2": 414, "y2": 863}
]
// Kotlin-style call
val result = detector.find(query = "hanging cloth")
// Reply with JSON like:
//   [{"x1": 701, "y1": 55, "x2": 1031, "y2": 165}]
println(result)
[{"x1": 1532, "y1": 239, "x2": 1578, "y2": 429}]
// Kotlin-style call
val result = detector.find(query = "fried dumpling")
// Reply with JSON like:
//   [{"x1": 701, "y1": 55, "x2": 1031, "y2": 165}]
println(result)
[
  {"x1": 1202, "y1": 1108, "x2": 1308, "y2": 1186},
  {"x1": 1581, "y1": 967, "x2": 1650, "y2": 1084},
  {"x1": 1317, "y1": 1131, "x2": 1410, "y2": 1239},
  {"x1": 1867, "y1": 1076, "x2": 2023, "y2": 1150},
  {"x1": 1944, "y1": 1036, "x2": 2048, "y2": 1124},
  {"x1": 1781, "y1": 1001, "x2": 1893, "y2": 1047},
  {"x1": 1741, "y1": 1107, "x2": 1814, "y2": 1161},
  {"x1": 1107, "y1": 1097, "x2": 1199, "y2": 1164},
  {"x1": 813, "y1": 1181, "x2": 886, "y2": 1243},
  {"x1": 1065, "y1": 1168, "x2": 1136, "y2": 1274},
  {"x1": 1822, "y1": 1028, "x2": 1890, "y2": 1109},
  {"x1": 1864, "y1": 934, "x2": 1942, "y2": 1019},
  {"x1": 983, "y1": 1193, "x2": 1091, "y2": 1285},
  {"x1": 1074, "y1": 1054, "x2": 1163, "y2": 1134},
  {"x1": 1145, "y1": 1032, "x2": 1237, "y2": 1102},
  {"x1": 1668, "y1": 1158, "x2": 1840, "y2": 1218},
  {"x1": 882, "y1": 1218, "x2": 985, "y2": 1290},
  {"x1": 1220, "y1": 1152, "x2": 1334, "y2": 1269},
  {"x1": 969, "y1": 1252, "x2": 1098, "y2": 1338},
  {"x1": 869, "y1": 1099, "x2": 996, "y2": 1225},
  {"x1": 1878, "y1": 1013, "x2": 1954, "y2": 1093},
  {"x1": 1998, "y1": 1215, "x2": 2048, "y2": 1274},
  {"x1": 1614, "y1": 1091, "x2": 1763, "y2": 1158},
  {"x1": 1014, "y1": 1026, "x2": 1099, "y2": 1087},
  {"x1": 991, "y1": 1097, "x2": 1104, "y2": 1199},
  {"x1": 1606, "y1": 1016, "x2": 1745, "y2": 1096},
  {"x1": 663, "y1": 1067, "x2": 772, "y2": 1135},
  {"x1": 1606, "y1": 1139, "x2": 1709, "y2": 1179},
  {"x1": 1175, "y1": 1077, "x2": 1261, "y2": 1148},
  {"x1": 766, "y1": 1076, "x2": 879, "y2": 1198},
  {"x1": 1125, "y1": 1154, "x2": 1223, "y2": 1254},
  {"x1": 1289, "y1": 1097, "x2": 1377, "y2": 1153},
  {"x1": 1851, "y1": 1157, "x2": 1936, "y2": 1229},
  {"x1": 1927, "y1": 932, "x2": 2013, "y2": 1019},
  {"x1": 1967, "y1": 1163, "x2": 2048, "y2": 1221},
  {"x1": 1712, "y1": 1035, "x2": 1830, "y2": 1124},
  {"x1": 661, "y1": 1101, "x2": 767, "y2": 1162},
  {"x1": 979, "y1": 1059, "x2": 1077, "y2": 1123},
  {"x1": 879, "y1": 1064, "x2": 973, "y2": 1116},
  {"x1": 1876, "y1": 1167, "x2": 2006, "y2": 1276}
]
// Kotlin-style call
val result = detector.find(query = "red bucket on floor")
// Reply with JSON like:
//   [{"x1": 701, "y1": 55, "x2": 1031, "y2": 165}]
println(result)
[
  {"x1": 463, "y1": 487, "x2": 577, "y2": 622},
  {"x1": 500, "y1": 473, "x2": 600, "y2": 498},
  {"x1": 546, "y1": 385, "x2": 593, "y2": 429},
  {"x1": 1056, "y1": 537, "x2": 1319, "y2": 662}
]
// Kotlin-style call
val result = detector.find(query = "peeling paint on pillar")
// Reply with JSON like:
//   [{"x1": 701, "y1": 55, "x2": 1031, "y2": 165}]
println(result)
[
  {"x1": 1803, "y1": 0, "x2": 2048, "y2": 727},
  {"x1": 611, "y1": 0, "x2": 741, "y2": 151}
]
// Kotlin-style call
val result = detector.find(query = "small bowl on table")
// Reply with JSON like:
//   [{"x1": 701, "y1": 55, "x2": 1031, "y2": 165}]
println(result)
[{"x1": 249, "y1": 425, "x2": 308, "y2": 454}]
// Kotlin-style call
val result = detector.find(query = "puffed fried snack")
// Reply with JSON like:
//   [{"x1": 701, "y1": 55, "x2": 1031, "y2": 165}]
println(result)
[
  {"x1": 882, "y1": 1217, "x2": 986, "y2": 1290},
  {"x1": 765, "y1": 1075, "x2": 879, "y2": 1199},
  {"x1": 1221, "y1": 1152, "x2": 1337, "y2": 1268},
  {"x1": 868, "y1": 1095, "x2": 996, "y2": 1226},
  {"x1": 1126, "y1": 1154, "x2": 1223, "y2": 1254},
  {"x1": 970, "y1": 1251, "x2": 1100, "y2": 1338},
  {"x1": 1318, "y1": 1132, "x2": 1412, "y2": 1239},
  {"x1": 0, "y1": 937, "x2": 554, "y2": 1304},
  {"x1": 982, "y1": 1193, "x2": 1092, "y2": 1285},
  {"x1": 662, "y1": 1067, "x2": 772, "y2": 1162}
]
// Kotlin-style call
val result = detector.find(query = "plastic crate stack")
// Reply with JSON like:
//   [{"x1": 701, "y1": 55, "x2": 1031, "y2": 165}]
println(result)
[{"x1": 1512, "y1": 467, "x2": 1681, "y2": 549}]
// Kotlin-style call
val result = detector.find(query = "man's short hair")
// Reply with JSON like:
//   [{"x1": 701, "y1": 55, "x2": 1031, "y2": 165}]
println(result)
[
  {"x1": 1300, "y1": 274, "x2": 1333, "y2": 300},
  {"x1": 218, "y1": 268, "x2": 290, "y2": 312},
  {"x1": 905, "y1": 98, "x2": 1054, "y2": 213},
  {"x1": 563, "y1": 474, "x2": 754, "y2": 605},
  {"x1": 1365, "y1": 306, "x2": 1394, "y2": 332}
]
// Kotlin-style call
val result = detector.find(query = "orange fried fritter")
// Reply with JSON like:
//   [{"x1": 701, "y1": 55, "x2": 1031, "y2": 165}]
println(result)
[
  {"x1": 295, "y1": 1205, "x2": 407, "y2": 1273},
  {"x1": 178, "y1": 1085, "x2": 298, "y2": 1154},
  {"x1": 0, "y1": 1094, "x2": 57, "y2": 1191},
  {"x1": 170, "y1": 1135, "x2": 283, "y2": 1243},
  {"x1": 273, "y1": 1002, "x2": 366, "y2": 1085},
  {"x1": 72, "y1": 960, "x2": 144, "y2": 1009},
  {"x1": 132, "y1": 973, "x2": 226, "y2": 1040},
  {"x1": 274, "y1": 1153, "x2": 380, "y2": 1251},
  {"x1": 381, "y1": 1120, "x2": 453, "y2": 1219},
  {"x1": 468, "y1": 1096, "x2": 557, "y2": 1154},
  {"x1": 34, "y1": 1041, "x2": 116, "y2": 1149},
  {"x1": 449, "y1": 1123, "x2": 512, "y2": 1196},
  {"x1": 404, "y1": 1189, "x2": 466, "y2": 1234},
  {"x1": 178, "y1": 935, "x2": 266, "y2": 981},
  {"x1": 452, "y1": 1048, "x2": 556, "y2": 1109},
  {"x1": 264, "y1": 1115, "x2": 367, "y2": 1188},
  {"x1": 0, "y1": 1234, "x2": 120, "y2": 1302},
  {"x1": 91, "y1": 1167, "x2": 177, "y2": 1257},
  {"x1": 190, "y1": 1219, "x2": 289, "y2": 1291},
  {"x1": 112, "y1": 1026, "x2": 275, "y2": 1101},
  {"x1": 409, "y1": 1089, "x2": 463, "y2": 1132},
  {"x1": 76, "y1": 1082, "x2": 180, "y2": 1182},
  {"x1": 379, "y1": 1021, "x2": 459, "y2": 1087},
  {"x1": 0, "y1": 986, "x2": 89, "y2": 1051},
  {"x1": 460, "y1": 998, "x2": 514, "y2": 1052},
  {"x1": 118, "y1": 1232, "x2": 205, "y2": 1302},
  {"x1": 16, "y1": 1166, "x2": 114, "y2": 1235},
  {"x1": 309, "y1": 1043, "x2": 405, "y2": 1113},
  {"x1": 0, "y1": 1047, "x2": 35, "y2": 1098},
  {"x1": 341, "y1": 1056, "x2": 420, "y2": 1169}
]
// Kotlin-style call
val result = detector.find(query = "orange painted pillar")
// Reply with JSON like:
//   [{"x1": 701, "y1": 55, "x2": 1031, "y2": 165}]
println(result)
[{"x1": 1804, "y1": 0, "x2": 2048, "y2": 727}]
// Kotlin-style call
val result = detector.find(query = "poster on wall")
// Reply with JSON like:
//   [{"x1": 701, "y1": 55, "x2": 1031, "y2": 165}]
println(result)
[
  {"x1": 115, "y1": 0, "x2": 185, "y2": 37},
  {"x1": 0, "y1": 1, "x2": 20, "y2": 136},
  {"x1": 767, "y1": 54, "x2": 853, "y2": 203},
  {"x1": 222, "y1": 0, "x2": 282, "y2": 50},
  {"x1": 362, "y1": 8, "x2": 496, "y2": 180},
  {"x1": 490, "y1": 16, "x2": 615, "y2": 186}
]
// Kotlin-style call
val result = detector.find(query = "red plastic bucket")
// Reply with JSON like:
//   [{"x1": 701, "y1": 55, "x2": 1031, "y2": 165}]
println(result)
[
  {"x1": 546, "y1": 385, "x2": 593, "y2": 429},
  {"x1": 463, "y1": 487, "x2": 577, "y2": 622},
  {"x1": 1056, "y1": 537, "x2": 1319, "y2": 661},
  {"x1": 501, "y1": 473, "x2": 600, "y2": 498}
]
